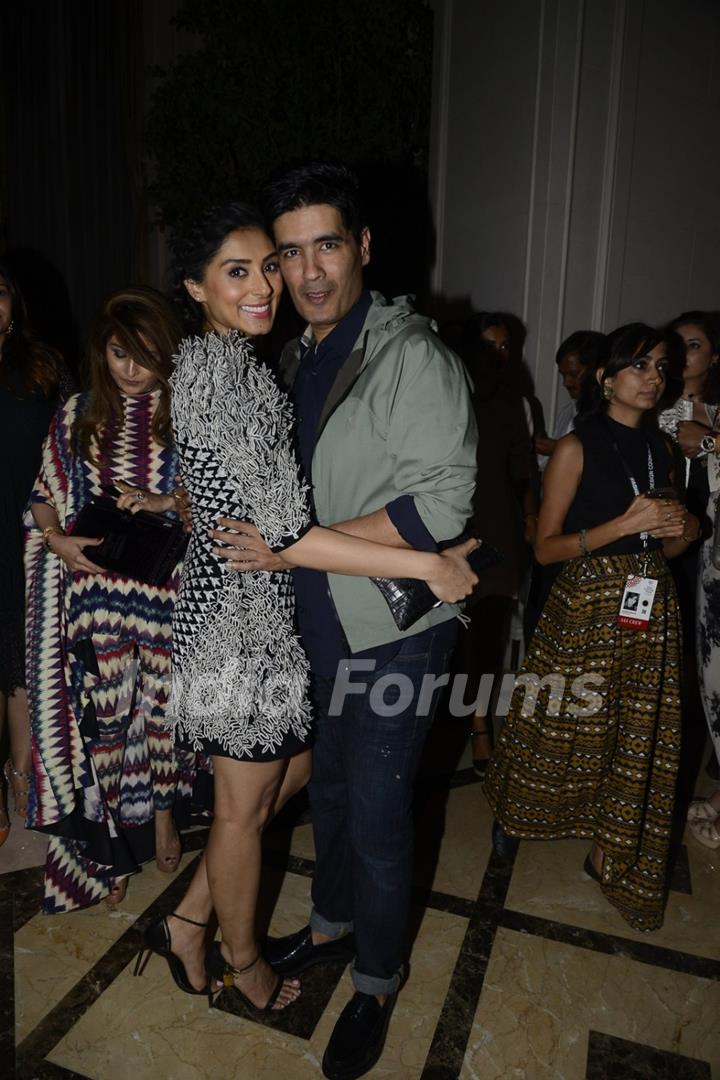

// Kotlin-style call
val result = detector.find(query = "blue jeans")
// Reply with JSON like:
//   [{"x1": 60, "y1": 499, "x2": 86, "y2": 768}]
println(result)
[{"x1": 308, "y1": 627, "x2": 456, "y2": 996}]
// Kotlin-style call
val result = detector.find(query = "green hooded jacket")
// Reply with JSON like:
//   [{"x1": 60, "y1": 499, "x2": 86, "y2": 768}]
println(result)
[{"x1": 280, "y1": 292, "x2": 478, "y2": 653}]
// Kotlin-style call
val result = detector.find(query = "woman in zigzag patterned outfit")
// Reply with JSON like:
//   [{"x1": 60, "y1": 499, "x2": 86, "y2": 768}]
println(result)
[{"x1": 25, "y1": 288, "x2": 201, "y2": 912}]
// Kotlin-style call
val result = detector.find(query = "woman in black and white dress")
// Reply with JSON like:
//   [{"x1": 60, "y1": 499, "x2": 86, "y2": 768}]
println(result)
[
  {"x1": 170, "y1": 329, "x2": 313, "y2": 765},
  {"x1": 135, "y1": 203, "x2": 479, "y2": 1015}
]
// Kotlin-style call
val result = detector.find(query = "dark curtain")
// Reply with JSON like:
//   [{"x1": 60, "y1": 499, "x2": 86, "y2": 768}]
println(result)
[{"x1": 2, "y1": 0, "x2": 144, "y2": 371}]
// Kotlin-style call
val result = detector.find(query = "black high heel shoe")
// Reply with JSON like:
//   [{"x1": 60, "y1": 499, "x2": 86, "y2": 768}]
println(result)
[
  {"x1": 583, "y1": 854, "x2": 602, "y2": 883},
  {"x1": 134, "y1": 912, "x2": 209, "y2": 995},
  {"x1": 492, "y1": 820, "x2": 519, "y2": 861},
  {"x1": 470, "y1": 724, "x2": 493, "y2": 779},
  {"x1": 206, "y1": 940, "x2": 296, "y2": 1015}
]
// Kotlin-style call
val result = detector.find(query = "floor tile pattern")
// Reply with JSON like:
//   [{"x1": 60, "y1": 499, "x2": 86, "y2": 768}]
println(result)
[{"x1": 2, "y1": 748, "x2": 719, "y2": 1079}]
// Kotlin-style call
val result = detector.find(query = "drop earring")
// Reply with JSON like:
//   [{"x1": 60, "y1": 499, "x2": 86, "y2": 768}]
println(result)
[{"x1": 603, "y1": 382, "x2": 613, "y2": 400}]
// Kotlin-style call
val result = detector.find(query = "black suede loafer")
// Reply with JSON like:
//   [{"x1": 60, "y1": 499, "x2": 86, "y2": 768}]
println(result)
[
  {"x1": 322, "y1": 991, "x2": 396, "y2": 1080},
  {"x1": 265, "y1": 925, "x2": 356, "y2": 976}
]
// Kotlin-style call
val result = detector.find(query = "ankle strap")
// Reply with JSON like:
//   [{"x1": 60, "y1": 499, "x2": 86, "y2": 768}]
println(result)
[
  {"x1": 223, "y1": 951, "x2": 260, "y2": 980},
  {"x1": 5, "y1": 760, "x2": 32, "y2": 781},
  {"x1": 170, "y1": 912, "x2": 208, "y2": 928}
]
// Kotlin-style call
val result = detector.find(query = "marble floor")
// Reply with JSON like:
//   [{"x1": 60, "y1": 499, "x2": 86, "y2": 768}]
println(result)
[{"x1": 2, "y1": 722, "x2": 719, "y2": 1080}]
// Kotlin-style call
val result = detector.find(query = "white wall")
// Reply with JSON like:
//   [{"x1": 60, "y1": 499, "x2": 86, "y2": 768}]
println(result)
[{"x1": 429, "y1": 0, "x2": 720, "y2": 429}]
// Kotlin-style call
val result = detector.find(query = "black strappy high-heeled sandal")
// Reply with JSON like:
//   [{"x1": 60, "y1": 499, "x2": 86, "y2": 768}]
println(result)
[
  {"x1": 205, "y1": 940, "x2": 297, "y2": 1015},
  {"x1": 583, "y1": 847, "x2": 606, "y2": 883},
  {"x1": 134, "y1": 912, "x2": 209, "y2": 995},
  {"x1": 583, "y1": 854, "x2": 602, "y2": 882},
  {"x1": 470, "y1": 724, "x2": 493, "y2": 779}
]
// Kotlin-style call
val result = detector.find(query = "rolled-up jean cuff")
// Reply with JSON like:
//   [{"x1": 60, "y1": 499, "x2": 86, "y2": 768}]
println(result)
[
  {"x1": 351, "y1": 959, "x2": 402, "y2": 996},
  {"x1": 310, "y1": 909, "x2": 354, "y2": 939}
]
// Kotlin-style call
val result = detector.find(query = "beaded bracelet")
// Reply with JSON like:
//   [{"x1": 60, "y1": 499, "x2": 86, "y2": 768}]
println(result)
[{"x1": 578, "y1": 528, "x2": 589, "y2": 557}]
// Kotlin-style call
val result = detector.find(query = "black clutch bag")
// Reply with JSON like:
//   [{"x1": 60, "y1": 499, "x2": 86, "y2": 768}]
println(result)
[
  {"x1": 371, "y1": 536, "x2": 503, "y2": 632},
  {"x1": 71, "y1": 494, "x2": 188, "y2": 586}
]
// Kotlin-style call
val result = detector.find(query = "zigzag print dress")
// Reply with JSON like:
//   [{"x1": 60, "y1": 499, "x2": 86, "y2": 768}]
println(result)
[
  {"x1": 25, "y1": 391, "x2": 197, "y2": 913},
  {"x1": 169, "y1": 332, "x2": 313, "y2": 760}
]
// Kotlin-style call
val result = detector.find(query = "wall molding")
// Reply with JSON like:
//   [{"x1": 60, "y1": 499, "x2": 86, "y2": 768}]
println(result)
[
  {"x1": 522, "y1": 0, "x2": 587, "y2": 428},
  {"x1": 591, "y1": 0, "x2": 627, "y2": 330},
  {"x1": 428, "y1": 0, "x2": 454, "y2": 294},
  {"x1": 521, "y1": 0, "x2": 547, "y2": 327},
  {"x1": 547, "y1": 0, "x2": 586, "y2": 427},
  {"x1": 597, "y1": 0, "x2": 646, "y2": 328}
]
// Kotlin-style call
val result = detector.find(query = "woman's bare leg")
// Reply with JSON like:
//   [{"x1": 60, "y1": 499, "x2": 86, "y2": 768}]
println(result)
[
  {"x1": 5, "y1": 689, "x2": 31, "y2": 815},
  {"x1": 167, "y1": 749, "x2": 311, "y2": 992},
  {"x1": 154, "y1": 807, "x2": 182, "y2": 872},
  {"x1": 7, "y1": 689, "x2": 31, "y2": 768},
  {"x1": 273, "y1": 749, "x2": 312, "y2": 815},
  {"x1": 162, "y1": 851, "x2": 213, "y2": 991},
  {"x1": 205, "y1": 755, "x2": 300, "y2": 1008}
]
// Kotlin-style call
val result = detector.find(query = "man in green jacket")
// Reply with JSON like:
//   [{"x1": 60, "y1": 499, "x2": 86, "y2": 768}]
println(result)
[{"x1": 227, "y1": 161, "x2": 477, "y2": 1079}]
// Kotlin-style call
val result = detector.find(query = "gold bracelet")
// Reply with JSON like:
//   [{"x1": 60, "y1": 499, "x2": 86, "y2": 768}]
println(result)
[{"x1": 42, "y1": 525, "x2": 64, "y2": 552}]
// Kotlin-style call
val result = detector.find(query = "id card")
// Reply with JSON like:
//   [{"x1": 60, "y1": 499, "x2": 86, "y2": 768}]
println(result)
[{"x1": 617, "y1": 575, "x2": 658, "y2": 629}]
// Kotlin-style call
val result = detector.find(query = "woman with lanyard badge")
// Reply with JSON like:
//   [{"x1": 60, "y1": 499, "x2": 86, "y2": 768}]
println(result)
[{"x1": 484, "y1": 323, "x2": 700, "y2": 932}]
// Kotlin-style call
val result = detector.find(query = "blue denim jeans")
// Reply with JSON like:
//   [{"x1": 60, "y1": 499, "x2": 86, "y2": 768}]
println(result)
[{"x1": 308, "y1": 626, "x2": 456, "y2": 996}]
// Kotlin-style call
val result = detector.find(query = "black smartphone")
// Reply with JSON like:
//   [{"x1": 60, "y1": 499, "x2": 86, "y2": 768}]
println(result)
[{"x1": 645, "y1": 487, "x2": 677, "y2": 500}]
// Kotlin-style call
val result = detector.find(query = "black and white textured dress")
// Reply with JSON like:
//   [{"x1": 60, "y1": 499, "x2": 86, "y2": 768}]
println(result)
[{"x1": 169, "y1": 331, "x2": 312, "y2": 761}]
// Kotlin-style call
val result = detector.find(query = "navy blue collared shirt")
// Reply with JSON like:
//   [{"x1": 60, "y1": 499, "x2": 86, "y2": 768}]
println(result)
[{"x1": 290, "y1": 289, "x2": 454, "y2": 676}]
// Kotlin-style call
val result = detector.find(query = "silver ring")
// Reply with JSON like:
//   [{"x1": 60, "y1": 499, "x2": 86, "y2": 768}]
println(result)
[{"x1": 134, "y1": 491, "x2": 146, "y2": 503}]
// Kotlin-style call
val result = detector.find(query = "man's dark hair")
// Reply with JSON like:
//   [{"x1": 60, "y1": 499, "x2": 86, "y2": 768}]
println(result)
[
  {"x1": 261, "y1": 160, "x2": 365, "y2": 239},
  {"x1": 461, "y1": 310, "x2": 536, "y2": 404},
  {"x1": 555, "y1": 329, "x2": 607, "y2": 368}
]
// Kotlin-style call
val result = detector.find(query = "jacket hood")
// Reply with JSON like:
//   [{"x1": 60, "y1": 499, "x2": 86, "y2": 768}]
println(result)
[
  {"x1": 359, "y1": 292, "x2": 438, "y2": 365},
  {"x1": 363, "y1": 291, "x2": 435, "y2": 332}
]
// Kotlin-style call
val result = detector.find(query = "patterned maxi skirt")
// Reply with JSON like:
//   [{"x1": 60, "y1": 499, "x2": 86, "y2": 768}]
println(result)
[{"x1": 483, "y1": 550, "x2": 682, "y2": 932}]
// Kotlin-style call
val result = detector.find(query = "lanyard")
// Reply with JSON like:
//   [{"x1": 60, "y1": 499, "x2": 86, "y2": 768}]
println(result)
[
  {"x1": 615, "y1": 443, "x2": 655, "y2": 497},
  {"x1": 602, "y1": 419, "x2": 656, "y2": 551}
]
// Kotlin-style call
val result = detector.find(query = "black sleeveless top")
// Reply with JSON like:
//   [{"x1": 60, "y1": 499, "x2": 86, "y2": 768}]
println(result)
[{"x1": 563, "y1": 414, "x2": 673, "y2": 556}]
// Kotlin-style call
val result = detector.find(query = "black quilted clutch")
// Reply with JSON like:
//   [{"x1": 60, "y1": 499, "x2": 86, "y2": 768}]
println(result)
[
  {"x1": 71, "y1": 496, "x2": 188, "y2": 586},
  {"x1": 371, "y1": 537, "x2": 503, "y2": 632}
]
